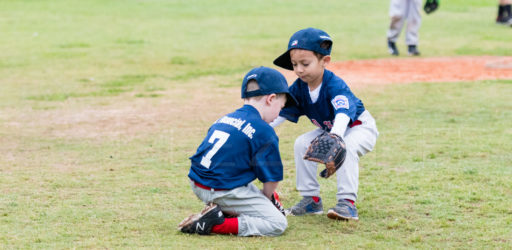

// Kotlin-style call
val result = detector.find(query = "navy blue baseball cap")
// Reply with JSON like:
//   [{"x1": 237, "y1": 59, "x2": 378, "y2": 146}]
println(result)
[
  {"x1": 273, "y1": 28, "x2": 333, "y2": 70},
  {"x1": 241, "y1": 66, "x2": 297, "y2": 107}
]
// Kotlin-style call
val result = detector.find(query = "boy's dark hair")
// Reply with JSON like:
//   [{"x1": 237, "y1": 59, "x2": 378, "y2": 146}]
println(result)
[{"x1": 313, "y1": 40, "x2": 332, "y2": 59}]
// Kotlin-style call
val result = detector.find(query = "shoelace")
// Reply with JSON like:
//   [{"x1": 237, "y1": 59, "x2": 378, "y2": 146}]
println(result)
[
  {"x1": 295, "y1": 197, "x2": 314, "y2": 209},
  {"x1": 336, "y1": 200, "x2": 352, "y2": 209}
]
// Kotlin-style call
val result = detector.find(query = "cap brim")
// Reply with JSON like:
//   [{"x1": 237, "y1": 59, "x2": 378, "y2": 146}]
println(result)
[
  {"x1": 273, "y1": 50, "x2": 294, "y2": 71},
  {"x1": 284, "y1": 92, "x2": 298, "y2": 108}
]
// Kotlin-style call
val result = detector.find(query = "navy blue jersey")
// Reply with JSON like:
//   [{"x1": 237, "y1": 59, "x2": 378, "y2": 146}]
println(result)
[
  {"x1": 189, "y1": 105, "x2": 284, "y2": 189},
  {"x1": 280, "y1": 69, "x2": 365, "y2": 130}
]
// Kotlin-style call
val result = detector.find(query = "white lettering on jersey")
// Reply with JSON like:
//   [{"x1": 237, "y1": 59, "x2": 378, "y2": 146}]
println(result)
[
  {"x1": 331, "y1": 95, "x2": 349, "y2": 110},
  {"x1": 200, "y1": 130, "x2": 230, "y2": 168},
  {"x1": 217, "y1": 116, "x2": 246, "y2": 130},
  {"x1": 241, "y1": 123, "x2": 256, "y2": 139}
]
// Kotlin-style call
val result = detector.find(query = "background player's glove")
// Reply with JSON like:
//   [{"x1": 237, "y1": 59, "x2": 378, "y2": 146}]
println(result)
[
  {"x1": 424, "y1": 0, "x2": 439, "y2": 14},
  {"x1": 304, "y1": 131, "x2": 347, "y2": 179},
  {"x1": 271, "y1": 191, "x2": 285, "y2": 216}
]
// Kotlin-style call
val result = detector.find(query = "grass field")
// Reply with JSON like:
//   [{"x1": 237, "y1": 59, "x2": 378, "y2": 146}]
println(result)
[{"x1": 1, "y1": 0, "x2": 511, "y2": 248}]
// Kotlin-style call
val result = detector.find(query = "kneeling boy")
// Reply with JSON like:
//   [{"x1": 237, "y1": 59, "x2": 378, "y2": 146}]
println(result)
[{"x1": 178, "y1": 66, "x2": 297, "y2": 236}]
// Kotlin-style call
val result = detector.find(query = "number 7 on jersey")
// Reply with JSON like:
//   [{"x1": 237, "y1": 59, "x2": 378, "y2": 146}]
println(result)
[{"x1": 200, "y1": 130, "x2": 230, "y2": 168}]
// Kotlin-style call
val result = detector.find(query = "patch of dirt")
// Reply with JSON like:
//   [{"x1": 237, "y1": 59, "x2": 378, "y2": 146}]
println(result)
[
  {"x1": 4, "y1": 56, "x2": 512, "y2": 140},
  {"x1": 281, "y1": 56, "x2": 512, "y2": 87},
  {"x1": 2, "y1": 83, "x2": 240, "y2": 140}
]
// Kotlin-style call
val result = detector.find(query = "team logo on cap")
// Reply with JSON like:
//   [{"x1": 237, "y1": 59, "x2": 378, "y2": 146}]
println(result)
[
  {"x1": 291, "y1": 40, "x2": 298, "y2": 46},
  {"x1": 331, "y1": 95, "x2": 349, "y2": 110},
  {"x1": 246, "y1": 74, "x2": 257, "y2": 80}
]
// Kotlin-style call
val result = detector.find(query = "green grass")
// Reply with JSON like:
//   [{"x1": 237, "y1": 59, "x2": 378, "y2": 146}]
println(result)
[
  {"x1": 1, "y1": 0, "x2": 511, "y2": 248},
  {"x1": 2, "y1": 80, "x2": 510, "y2": 248},
  {"x1": 1, "y1": 0, "x2": 512, "y2": 107}
]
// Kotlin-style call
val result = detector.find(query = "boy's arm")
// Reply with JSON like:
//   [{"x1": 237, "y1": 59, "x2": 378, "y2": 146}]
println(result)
[
  {"x1": 262, "y1": 181, "x2": 279, "y2": 199},
  {"x1": 330, "y1": 113, "x2": 350, "y2": 138},
  {"x1": 269, "y1": 116, "x2": 286, "y2": 128}
]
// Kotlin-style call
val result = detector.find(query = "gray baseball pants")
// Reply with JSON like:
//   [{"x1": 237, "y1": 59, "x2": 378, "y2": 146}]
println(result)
[
  {"x1": 294, "y1": 110, "x2": 379, "y2": 202},
  {"x1": 190, "y1": 181, "x2": 287, "y2": 237},
  {"x1": 387, "y1": 0, "x2": 422, "y2": 45}
]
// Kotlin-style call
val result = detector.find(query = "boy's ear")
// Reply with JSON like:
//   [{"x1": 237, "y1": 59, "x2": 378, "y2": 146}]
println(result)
[
  {"x1": 322, "y1": 55, "x2": 331, "y2": 66},
  {"x1": 266, "y1": 93, "x2": 277, "y2": 105}
]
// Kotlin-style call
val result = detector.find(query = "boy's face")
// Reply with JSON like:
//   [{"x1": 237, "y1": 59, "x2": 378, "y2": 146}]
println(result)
[
  {"x1": 263, "y1": 94, "x2": 286, "y2": 123},
  {"x1": 290, "y1": 49, "x2": 330, "y2": 86}
]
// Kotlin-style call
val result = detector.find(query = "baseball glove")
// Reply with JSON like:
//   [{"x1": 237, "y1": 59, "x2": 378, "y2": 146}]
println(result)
[
  {"x1": 424, "y1": 0, "x2": 439, "y2": 14},
  {"x1": 271, "y1": 191, "x2": 285, "y2": 216},
  {"x1": 304, "y1": 131, "x2": 347, "y2": 178}
]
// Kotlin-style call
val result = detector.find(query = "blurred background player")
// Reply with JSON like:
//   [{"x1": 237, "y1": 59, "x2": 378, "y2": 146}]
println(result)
[
  {"x1": 496, "y1": 0, "x2": 512, "y2": 25},
  {"x1": 272, "y1": 28, "x2": 379, "y2": 221},
  {"x1": 386, "y1": 0, "x2": 422, "y2": 56},
  {"x1": 178, "y1": 66, "x2": 296, "y2": 236}
]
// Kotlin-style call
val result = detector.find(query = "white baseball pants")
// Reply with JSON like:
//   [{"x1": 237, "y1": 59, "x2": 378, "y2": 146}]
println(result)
[
  {"x1": 294, "y1": 110, "x2": 378, "y2": 202},
  {"x1": 190, "y1": 181, "x2": 287, "y2": 237},
  {"x1": 387, "y1": 0, "x2": 422, "y2": 45}
]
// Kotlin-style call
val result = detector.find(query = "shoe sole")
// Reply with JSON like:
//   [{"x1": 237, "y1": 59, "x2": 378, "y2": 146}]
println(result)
[
  {"x1": 388, "y1": 49, "x2": 399, "y2": 56},
  {"x1": 178, "y1": 203, "x2": 219, "y2": 230},
  {"x1": 496, "y1": 21, "x2": 511, "y2": 26},
  {"x1": 327, "y1": 209, "x2": 359, "y2": 221},
  {"x1": 285, "y1": 210, "x2": 323, "y2": 216}
]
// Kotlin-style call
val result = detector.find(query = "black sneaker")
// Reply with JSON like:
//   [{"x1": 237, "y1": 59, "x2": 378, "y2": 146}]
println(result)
[
  {"x1": 408, "y1": 45, "x2": 420, "y2": 56},
  {"x1": 496, "y1": 16, "x2": 512, "y2": 26},
  {"x1": 178, "y1": 203, "x2": 225, "y2": 235},
  {"x1": 387, "y1": 40, "x2": 399, "y2": 56}
]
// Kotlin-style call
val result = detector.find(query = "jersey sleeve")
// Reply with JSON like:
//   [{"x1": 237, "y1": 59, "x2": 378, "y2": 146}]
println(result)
[
  {"x1": 327, "y1": 80, "x2": 358, "y2": 121},
  {"x1": 278, "y1": 82, "x2": 303, "y2": 123},
  {"x1": 250, "y1": 136, "x2": 284, "y2": 183},
  {"x1": 279, "y1": 106, "x2": 302, "y2": 123}
]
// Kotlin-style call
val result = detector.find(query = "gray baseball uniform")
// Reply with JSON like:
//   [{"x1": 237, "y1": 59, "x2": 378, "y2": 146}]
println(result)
[
  {"x1": 294, "y1": 110, "x2": 378, "y2": 202},
  {"x1": 387, "y1": 0, "x2": 422, "y2": 45},
  {"x1": 190, "y1": 181, "x2": 287, "y2": 236}
]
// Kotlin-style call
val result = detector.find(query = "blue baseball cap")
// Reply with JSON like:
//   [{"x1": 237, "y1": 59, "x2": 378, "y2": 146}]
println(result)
[
  {"x1": 273, "y1": 28, "x2": 333, "y2": 70},
  {"x1": 241, "y1": 66, "x2": 297, "y2": 107}
]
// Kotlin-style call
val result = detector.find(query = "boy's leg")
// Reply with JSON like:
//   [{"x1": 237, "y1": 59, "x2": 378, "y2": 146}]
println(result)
[
  {"x1": 286, "y1": 128, "x2": 325, "y2": 216},
  {"x1": 497, "y1": 0, "x2": 512, "y2": 24},
  {"x1": 328, "y1": 111, "x2": 378, "y2": 220},
  {"x1": 387, "y1": 0, "x2": 407, "y2": 43},
  {"x1": 212, "y1": 183, "x2": 287, "y2": 237},
  {"x1": 405, "y1": 0, "x2": 422, "y2": 47},
  {"x1": 336, "y1": 110, "x2": 379, "y2": 202},
  {"x1": 294, "y1": 128, "x2": 324, "y2": 197}
]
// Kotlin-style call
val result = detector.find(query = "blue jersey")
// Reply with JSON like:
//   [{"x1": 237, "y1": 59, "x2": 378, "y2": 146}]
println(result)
[
  {"x1": 280, "y1": 69, "x2": 365, "y2": 130},
  {"x1": 189, "y1": 105, "x2": 284, "y2": 189}
]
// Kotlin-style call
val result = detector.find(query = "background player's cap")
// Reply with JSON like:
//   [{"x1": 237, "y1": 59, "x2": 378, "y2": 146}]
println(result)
[
  {"x1": 241, "y1": 66, "x2": 298, "y2": 107},
  {"x1": 273, "y1": 27, "x2": 333, "y2": 70}
]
